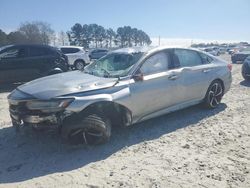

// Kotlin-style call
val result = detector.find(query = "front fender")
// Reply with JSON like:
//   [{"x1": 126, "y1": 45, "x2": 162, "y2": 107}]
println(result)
[
  {"x1": 65, "y1": 94, "x2": 113, "y2": 112},
  {"x1": 65, "y1": 86, "x2": 131, "y2": 113}
]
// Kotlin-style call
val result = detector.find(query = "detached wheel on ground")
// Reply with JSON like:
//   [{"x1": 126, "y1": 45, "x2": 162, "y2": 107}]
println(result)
[
  {"x1": 74, "y1": 60, "x2": 85, "y2": 70},
  {"x1": 61, "y1": 114, "x2": 111, "y2": 145},
  {"x1": 204, "y1": 80, "x2": 224, "y2": 108}
]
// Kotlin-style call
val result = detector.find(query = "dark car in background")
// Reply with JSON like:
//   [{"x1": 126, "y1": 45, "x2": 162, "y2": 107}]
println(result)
[
  {"x1": 0, "y1": 44, "x2": 69, "y2": 84},
  {"x1": 231, "y1": 48, "x2": 250, "y2": 64},
  {"x1": 89, "y1": 48, "x2": 108, "y2": 60},
  {"x1": 242, "y1": 56, "x2": 250, "y2": 80}
]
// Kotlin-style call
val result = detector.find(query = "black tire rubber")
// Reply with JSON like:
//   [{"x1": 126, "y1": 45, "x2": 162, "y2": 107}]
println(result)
[
  {"x1": 203, "y1": 80, "x2": 224, "y2": 109},
  {"x1": 74, "y1": 60, "x2": 85, "y2": 70},
  {"x1": 61, "y1": 114, "x2": 111, "y2": 145},
  {"x1": 242, "y1": 74, "x2": 250, "y2": 81}
]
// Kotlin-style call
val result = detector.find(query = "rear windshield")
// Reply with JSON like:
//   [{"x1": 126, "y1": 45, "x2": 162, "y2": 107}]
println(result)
[{"x1": 61, "y1": 48, "x2": 80, "y2": 54}]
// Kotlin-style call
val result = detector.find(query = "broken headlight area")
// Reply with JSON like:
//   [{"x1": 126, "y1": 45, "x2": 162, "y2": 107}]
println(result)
[
  {"x1": 9, "y1": 98, "x2": 74, "y2": 128},
  {"x1": 25, "y1": 99, "x2": 74, "y2": 113}
]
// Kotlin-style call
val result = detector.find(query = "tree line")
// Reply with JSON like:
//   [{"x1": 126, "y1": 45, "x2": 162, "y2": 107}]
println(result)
[
  {"x1": 67, "y1": 23, "x2": 151, "y2": 48},
  {"x1": 0, "y1": 21, "x2": 152, "y2": 48},
  {"x1": 0, "y1": 21, "x2": 54, "y2": 46}
]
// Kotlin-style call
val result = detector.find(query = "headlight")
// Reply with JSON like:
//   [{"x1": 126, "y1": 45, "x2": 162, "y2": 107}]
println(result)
[{"x1": 26, "y1": 99, "x2": 74, "y2": 112}]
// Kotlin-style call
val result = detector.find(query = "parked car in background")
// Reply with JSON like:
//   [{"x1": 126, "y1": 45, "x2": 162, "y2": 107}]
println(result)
[
  {"x1": 204, "y1": 48, "x2": 220, "y2": 56},
  {"x1": 231, "y1": 48, "x2": 250, "y2": 64},
  {"x1": 0, "y1": 44, "x2": 68, "y2": 84},
  {"x1": 59, "y1": 46, "x2": 90, "y2": 70},
  {"x1": 8, "y1": 46, "x2": 232, "y2": 145},
  {"x1": 242, "y1": 56, "x2": 250, "y2": 80},
  {"x1": 89, "y1": 48, "x2": 108, "y2": 60}
]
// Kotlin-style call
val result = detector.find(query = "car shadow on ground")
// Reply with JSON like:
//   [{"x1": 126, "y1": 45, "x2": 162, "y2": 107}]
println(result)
[
  {"x1": 0, "y1": 83, "x2": 22, "y2": 93},
  {"x1": 0, "y1": 103, "x2": 227, "y2": 183},
  {"x1": 240, "y1": 80, "x2": 250, "y2": 87}
]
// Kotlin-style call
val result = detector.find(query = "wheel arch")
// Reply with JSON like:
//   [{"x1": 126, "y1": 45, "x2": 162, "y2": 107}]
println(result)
[{"x1": 68, "y1": 101, "x2": 133, "y2": 127}]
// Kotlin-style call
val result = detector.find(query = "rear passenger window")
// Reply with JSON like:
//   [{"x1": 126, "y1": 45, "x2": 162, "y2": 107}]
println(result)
[
  {"x1": 29, "y1": 47, "x2": 50, "y2": 57},
  {"x1": 61, "y1": 48, "x2": 79, "y2": 54},
  {"x1": 199, "y1": 52, "x2": 213, "y2": 64},
  {"x1": 174, "y1": 49, "x2": 202, "y2": 67},
  {"x1": 141, "y1": 52, "x2": 170, "y2": 75}
]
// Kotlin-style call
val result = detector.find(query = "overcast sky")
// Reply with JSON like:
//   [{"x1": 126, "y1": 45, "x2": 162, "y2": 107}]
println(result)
[{"x1": 1, "y1": 0, "x2": 250, "y2": 42}]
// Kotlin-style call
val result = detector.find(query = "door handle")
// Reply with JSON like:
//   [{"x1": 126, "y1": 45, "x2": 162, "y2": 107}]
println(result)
[
  {"x1": 202, "y1": 69, "x2": 211, "y2": 73},
  {"x1": 168, "y1": 74, "x2": 178, "y2": 80}
]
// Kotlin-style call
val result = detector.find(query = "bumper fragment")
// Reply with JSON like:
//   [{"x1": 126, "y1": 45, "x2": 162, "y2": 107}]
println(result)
[{"x1": 10, "y1": 113, "x2": 59, "y2": 124}]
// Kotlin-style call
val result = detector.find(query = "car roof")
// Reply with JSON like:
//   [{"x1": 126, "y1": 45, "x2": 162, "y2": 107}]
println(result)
[
  {"x1": 60, "y1": 46, "x2": 84, "y2": 49},
  {"x1": 111, "y1": 46, "x2": 201, "y2": 55},
  {"x1": 0, "y1": 44, "x2": 58, "y2": 52}
]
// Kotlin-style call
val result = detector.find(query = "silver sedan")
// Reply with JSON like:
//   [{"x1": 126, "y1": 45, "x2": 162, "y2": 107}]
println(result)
[{"x1": 8, "y1": 46, "x2": 232, "y2": 145}]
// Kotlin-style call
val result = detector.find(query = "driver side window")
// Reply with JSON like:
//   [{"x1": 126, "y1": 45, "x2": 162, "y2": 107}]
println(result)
[{"x1": 140, "y1": 52, "x2": 169, "y2": 75}]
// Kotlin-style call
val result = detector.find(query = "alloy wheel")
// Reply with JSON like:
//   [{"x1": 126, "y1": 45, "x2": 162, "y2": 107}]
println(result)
[
  {"x1": 75, "y1": 61, "x2": 85, "y2": 70},
  {"x1": 207, "y1": 83, "x2": 223, "y2": 108},
  {"x1": 69, "y1": 128, "x2": 104, "y2": 145}
]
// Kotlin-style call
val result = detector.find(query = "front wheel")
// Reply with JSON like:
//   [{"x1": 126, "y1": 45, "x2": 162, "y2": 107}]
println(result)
[
  {"x1": 61, "y1": 114, "x2": 111, "y2": 145},
  {"x1": 203, "y1": 81, "x2": 224, "y2": 108}
]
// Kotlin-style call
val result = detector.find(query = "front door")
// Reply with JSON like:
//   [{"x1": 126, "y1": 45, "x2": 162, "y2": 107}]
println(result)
[{"x1": 129, "y1": 50, "x2": 182, "y2": 122}]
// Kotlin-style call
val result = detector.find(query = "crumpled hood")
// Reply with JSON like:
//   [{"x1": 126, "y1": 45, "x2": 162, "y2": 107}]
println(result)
[{"x1": 18, "y1": 71, "x2": 118, "y2": 100}]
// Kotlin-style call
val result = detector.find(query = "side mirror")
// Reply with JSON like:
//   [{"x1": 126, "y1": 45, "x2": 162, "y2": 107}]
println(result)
[{"x1": 132, "y1": 70, "x2": 144, "y2": 82}]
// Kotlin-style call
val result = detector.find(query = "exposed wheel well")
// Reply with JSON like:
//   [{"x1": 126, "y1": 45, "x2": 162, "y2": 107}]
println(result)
[{"x1": 68, "y1": 101, "x2": 132, "y2": 128}]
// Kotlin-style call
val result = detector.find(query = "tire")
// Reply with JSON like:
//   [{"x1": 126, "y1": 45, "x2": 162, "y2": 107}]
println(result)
[
  {"x1": 61, "y1": 114, "x2": 111, "y2": 145},
  {"x1": 74, "y1": 60, "x2": 85, "y2": 70},
  {"x1": 242, "y1": 64, "x2": 250, "y2": 81},
  {"x1": 242, "y1": 73, "x2": 250, "y2": 81},
  {"x1": 203, "y1": 80, "x2": 224, "y2": 109}
]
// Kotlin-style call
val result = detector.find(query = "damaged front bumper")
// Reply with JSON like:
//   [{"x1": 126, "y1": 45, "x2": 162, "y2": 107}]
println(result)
[
  {"x1": 10, "y1": 113, "x2": 59, "y2": 125},
  {"x1": 8, "y1": 99, "x2": 72, "y2": 129}
]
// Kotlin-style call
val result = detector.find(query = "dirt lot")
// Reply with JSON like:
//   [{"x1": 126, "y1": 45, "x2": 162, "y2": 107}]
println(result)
[{"x1": 0, "y1": 54, "x2": 249, "y2": 188}]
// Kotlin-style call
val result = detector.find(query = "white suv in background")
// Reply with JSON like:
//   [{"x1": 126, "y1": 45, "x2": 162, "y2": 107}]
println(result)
[{"x1": 60, "y1": 46, "x2": 90, "y2": 70}]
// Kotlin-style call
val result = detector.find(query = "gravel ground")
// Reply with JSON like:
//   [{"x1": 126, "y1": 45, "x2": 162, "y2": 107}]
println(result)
[{"x1": 0, "y1": 54, "x2": 249, "y2": 188}]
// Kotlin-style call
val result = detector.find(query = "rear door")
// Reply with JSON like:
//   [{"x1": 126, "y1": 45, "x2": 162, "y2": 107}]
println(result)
[
  {"x1": 27, "y1": 46, "x2": 56, "y2": 78},
  {"x1": 172, "y1": 49, "x2": 213, "y2": 103}
]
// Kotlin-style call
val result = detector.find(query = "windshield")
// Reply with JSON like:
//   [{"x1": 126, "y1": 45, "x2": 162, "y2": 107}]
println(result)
[
  {"x1": 0, "y1": 45, "x2": 13, "y2": 52},
  {"x1": 240, "y1": 47, "x2": 250, "y2": 52},
  {"x1": 204, "y1": 49, "x2": 212, "y2": 52},
  {"x1": 84, "y1": 52, "x2": 143, "y2": 78}
]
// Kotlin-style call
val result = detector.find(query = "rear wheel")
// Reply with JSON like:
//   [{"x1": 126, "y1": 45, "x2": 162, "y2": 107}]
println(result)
[
  {"x1": 74, "y1": 60, "x2": 85, "y2": 70},
  {"x1": 61, "y1": 114, "x2": 111, "y2": 145},
  {"x1": 242, "y1": 73, "x2": 250, "y2": 81},
  {"x1": 204, "y1": 81, "x2": 224, "y2": 108}
]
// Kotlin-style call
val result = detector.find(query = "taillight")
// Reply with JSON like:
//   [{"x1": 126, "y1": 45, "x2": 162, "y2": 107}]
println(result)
[{"x1": 227, "y1": 63, "x2": 232, "y2": 71}]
